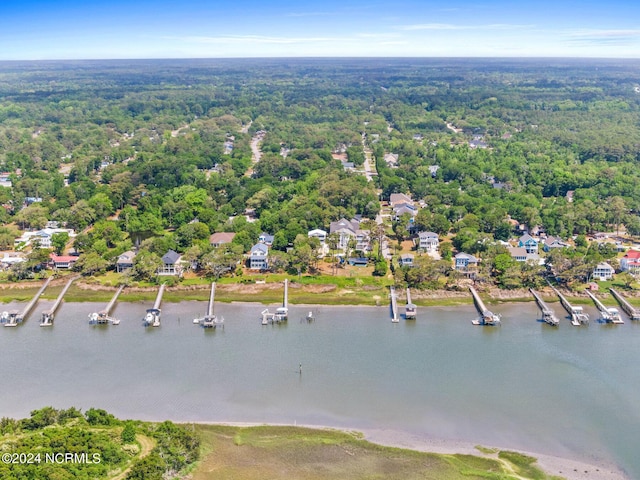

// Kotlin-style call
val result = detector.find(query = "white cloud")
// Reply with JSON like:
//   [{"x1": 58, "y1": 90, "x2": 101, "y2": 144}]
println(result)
[
  {"x1": 174, "y1": 35, "x2": 347, "y2": 45},
  {"x1": 398, "y1": 23, "x2": 534, "y2": 31}
]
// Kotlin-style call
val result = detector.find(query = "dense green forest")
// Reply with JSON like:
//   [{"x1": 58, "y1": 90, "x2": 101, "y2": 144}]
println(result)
[
  {"x1": 0, "y1": 407, "x2": 199, "y2": 480},
  {"x1": 1, "y1": 58, "x2": 640, "y2": 289}
]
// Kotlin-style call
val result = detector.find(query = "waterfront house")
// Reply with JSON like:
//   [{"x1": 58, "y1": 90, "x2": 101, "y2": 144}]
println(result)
[
  {"x1": 159, "y1": 250, "x2": 182, "y2": 276},
  {"x1": 621, "y1": 250, "x2": 640, "y2": 276},
  {"x1": 416, "y1": 231, "x2": 439, "y2": 254},
  {"x1": 116, "y1": 251, "x2": 136, "y2": 273},
  {"x1": 249, "y1": 243, "x2": 269, "y2": 270},
  {"x1": 329, "y1": 218, "x2": 370, "y2": 253},
  {"x1": 543, "y1": 236, "x2": 569, "y2": 252},
  {"x1": 592, "y1": 262, "x2": 614, "y2": 281},
  {"x1": 49, "y1": 254, "x2": 78, "y2": 270},
  {"x1": 508, "y1": 247, "x2": 528, "y2": 262},
  {"x1": 518, "y1": 234, "x2": 539, "y2": 254},
  {"x1": 454, "y1": 252, "x2": 479, "y2": 277},
  {"x1": 399, "y1": 253, "x2": 414, "y2": 267},
  {"x1": 14, "y1": 228, "x2": 75, "y2": 249},
  {"x1": 307, "y1": 229, "x2": 327, "y2": 244},
  {"x1": 258, "y1": 233, "x2": 274, "y2": 246},
  {"x1": 209, "y1": 232, "x2": 236, "y2": 248}
]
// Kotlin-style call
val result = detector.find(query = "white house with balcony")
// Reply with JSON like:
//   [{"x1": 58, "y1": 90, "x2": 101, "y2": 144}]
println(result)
[
  {"x1": 249, "y1": 243, "x2": 269, "y2": 270},
  {"x1": 416, "y1": 231, "x2": 439, "y2": 254},
  {"x1": 592, "y1": 262, "x2": 614, "y2": 281}
]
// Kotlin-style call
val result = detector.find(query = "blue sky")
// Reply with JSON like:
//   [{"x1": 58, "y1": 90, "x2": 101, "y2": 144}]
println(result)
[{"x1": 1, "y1": 0, "x2": 639, "y2": 59}]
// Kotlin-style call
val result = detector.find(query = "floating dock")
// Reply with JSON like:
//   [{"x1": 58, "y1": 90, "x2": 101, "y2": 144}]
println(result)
[
  {"x1": 40, "y1": 276, "x2": 77, "y2": 326},
  {"x1": 610, "y1": 288, "x2": 640, "y2": 321},
  {"x1": 390, "y1": 286, "x2": 399, "y2": 323},
  {"x1": 4, "y1": 276, "x2": 53, "y2": 327},
  {"x1": 144, "y1": 284, "x2": 165, "y2": 327},
  {"x1": 548, "y1": 284, "x2": 589, "y2": 326},
  {"x1": 529, "y1": 288, "x2": 559, "y2": 326},
  {"x1": 405, "y1": 288, "x2": 416, "y2": 320},
  {"x1": 261, "y1": 280, "x2": 288, "y2": 325},
  {"x1": 193, "y1": 282, "x2": 224, "y2": 328},
  {"x1": 469, "y1": 286, "x2": 500, "y2": 325},
  {"x1": 89, "y1": 285, "x2": 124, "y2": 325},
  {"x1": 585, "y1": 289, "x2": 624, "y2": 324}
]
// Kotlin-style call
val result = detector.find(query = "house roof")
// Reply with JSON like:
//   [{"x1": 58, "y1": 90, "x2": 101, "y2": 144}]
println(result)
[
  {"x1": 250, "y1": 243, "x2": 269, "y2": 254},
  {"x1": 162, "y1": 250, "x2": 181, "y2": 264},
  {"x1": 400, "y1": 253, "x2": 414, "y2": 260},
  {"x1": 259, "y1": 233, "x2": 274, "y2": 243},
  {"x1": 519, "y1": 234, "x2": 536, "y2": 243},
  {"x1": 49, "y1": 254, "x2": 78, "y2": 263},
  {"x1": 209, "y1": 232, "x2": 236, "y2": 244},
  {"x1": 308, "y1": 229, "x2": 327, "y2": 236},
  {"x1": 389, "y1": 193, "x2": 413, "y2": 206},
  {"x1": 508, "y1": 247, "x2": 528, "y2": 257},
  {"x1": 455, "y1": 252, "x2": 478, "y2": 262},
  {"x1": 330, "y1": 218, "x2": 359, "y2": 234},
  {"x1": 117, "y1": 251, "x2": 136, "y2": 263},
  {"x1": 418, "y1": 231, "x2": 438, "y2": 239},
  {"x1": 595, "y1": 262, "x2": 614, "y2": 271},
  {"x1": 544, "y1": 236, "x2": 566, "y2": 247},
  {"x1": 624, "y1": 250, "x2": 640, "y2": 260}
]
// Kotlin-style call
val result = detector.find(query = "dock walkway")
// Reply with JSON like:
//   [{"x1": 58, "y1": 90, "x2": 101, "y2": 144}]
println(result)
[
  {"x1": 390, "y1": 286, "x2": 399, "y2": 323},
  {"x1": 144, "y1": 284, "x2": 165, "y2": 327},
  {"x1": 548, "y1": 284, "x2": 589, "y2": 326},
  {"x1": 89, "y1": 285, "x2": 124, "y2": 325},
  {"x1": 41, "y1": 276, "x2": 77, "y2": 326},
  {"x1": 469, "y1": 286, "x2": 500, "y2": 325},
  {"x1": 194, "y1": 282, "x2": 224, "y2": 328},
  {"x1": 4, "y1": 276, "x2": 53, "y2": 327},
  {"x1": 585, "y1": 290, "x2": 623, "y2": 324},
  {"x1": 529, "y1": 288, "x2": 559, "y2": 326},
  {"x1": 610, "y1": 288, "x2": 640, "y2": 321},
  {"x1": 405, "y1": 288, "x2": 416, "y2": 320}
]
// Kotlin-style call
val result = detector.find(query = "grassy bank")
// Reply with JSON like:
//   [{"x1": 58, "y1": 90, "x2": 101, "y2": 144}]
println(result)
[{"x1": 190, "y1": 424, "x2": 564, "y2": 480}]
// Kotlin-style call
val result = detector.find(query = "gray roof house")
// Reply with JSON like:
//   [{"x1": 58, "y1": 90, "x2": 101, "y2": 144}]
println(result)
[
  {"x1": 159, "y1": 250, "x2": 182, "y2": 275},
  {"x1": 116, "y1": 250, "x2": 136, "y2": 273},
  {"x1": 249, "y1": 243, "x2": 269, "y2": 270}
]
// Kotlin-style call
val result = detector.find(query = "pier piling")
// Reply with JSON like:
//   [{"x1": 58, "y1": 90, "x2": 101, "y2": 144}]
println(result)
[
  {"x1": 405, "y1": 288, "x2": 416, "y2": 320},
  {"x1": 548, "y1": 283, "x2": 589, "y2": 326},
  {"x1": 89, "y1": 285, "x2": 124, "y2": 325}
]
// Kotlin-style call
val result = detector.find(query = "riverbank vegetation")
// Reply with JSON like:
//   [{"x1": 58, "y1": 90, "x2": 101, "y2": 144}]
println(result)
[
  {"x1": 0, "y1": 407, "x2": 199, "y2": 480},
  {"x1": 2, "y1": 59, "x2": 640, "y2": 295},
  {"x1": 0, "y1": 409, "x2": 566, "y2": 480}
]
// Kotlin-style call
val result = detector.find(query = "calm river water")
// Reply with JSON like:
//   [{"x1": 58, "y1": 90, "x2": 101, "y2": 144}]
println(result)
[{"x1": 1, "y1": 299, "x2": 639, "y2": 477}]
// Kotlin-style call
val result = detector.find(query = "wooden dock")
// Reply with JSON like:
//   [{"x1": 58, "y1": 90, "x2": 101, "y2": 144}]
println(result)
[
  {"x1": 405, "y1": 288, "x2": 416, "y2": 320},
  {"x1": 529, "y1": 288, "x2": 559, "y2": 326},
  {"x1": 469, "y1": 286, "x2": 500, "y2": 325},
  {"x1": 548, "y1": 284, "x2": 589, "y2": 326},
  {"x1": 144, "y1": 284, "x2": 165, "y2": 327},
  {"x1": 4, "y1": 276, "x2": 53, "y2": 327},
  {"x1": 585, "y1": 289, "x2": 624, "y2": 324},
  {"x1": 194, "y1": 282, "x2": 224, "y2": 328},
  {"x1": 390, "y1": 286, "x2": 399, "y2": 323},
  {"x1": 89, "y1": 285, "x2": 124, "y2": 325},
  {"x1": 610, "y1": 288, "x2": 640, "y2": 321},
  {"x1": 40, "y1": 276, "x2": 77, "y2": 326},
  {"x1": 261, "y1": 280, "x2": 288, "y2": 325}
]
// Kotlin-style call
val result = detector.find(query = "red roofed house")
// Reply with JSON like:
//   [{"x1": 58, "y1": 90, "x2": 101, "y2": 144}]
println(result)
[
  {"x1": 49, "y1": 254, "x2": 78, "y2": 269},
  {"x1": 621, "y1": 250, "x2": 640, "y2": 276}
]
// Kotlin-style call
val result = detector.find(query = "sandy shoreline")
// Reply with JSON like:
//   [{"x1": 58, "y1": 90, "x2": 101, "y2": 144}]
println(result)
[{"x1": 196, "y1": 421, "x2": 630, "y2": 480}]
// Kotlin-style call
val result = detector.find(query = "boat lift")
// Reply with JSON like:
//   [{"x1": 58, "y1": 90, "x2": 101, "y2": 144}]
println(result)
[
  {"x1": 529, "y1": 288, "x2": 559, "y2": 326},
  {"x1": 4, "y1": 276, "x2": 53, "y2": 327},
  {"x1": 585, "y1": 289, "x2": 623, "y2": 324},
  {"x1": 144, "y1": 284, "x2": 165, "y2": 327},
  {"x1": 548, "y1": 283, "x2": 589, "y2": 326},
  {"x1": 261, "y1": 279, "x2": 288, "y2": 325},
  {"x1": 193, "y1": 282, "x2": 224, "y2": 328},
  {"x1": 40, "y1": 276, "x2": 77, "y2": 326},
  {"x1": 89, "y1": 285, "x2": 124, "y2": 325},
  {"x1": 405, "y1": 287, "x2": 417, "y2": 320},
  {"x1": 469, "y1": 286, "x2": 500, "y2": 325}
]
